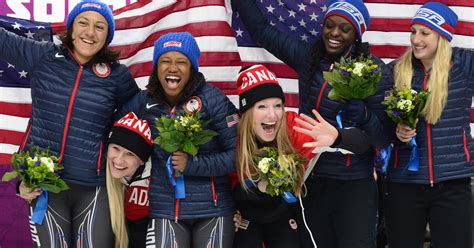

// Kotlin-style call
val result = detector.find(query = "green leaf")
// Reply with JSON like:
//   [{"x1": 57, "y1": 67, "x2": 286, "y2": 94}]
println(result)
[
  {"x1": 327, "y1": 89, "x2": 340, "y2": 101},
  {"x1": 192, "y1": 130, "x2": 219, "y2": 145},
  {"x1": 56, "y1": 179, "x2": 69, "y2": 190},
  {"x1": 2, "y1": 171, "x2": 18, "y2": 182},
  {"x1": 183, "y1": 139, "x2": 198, "y2": 156},
  {"x1": 39, "y1": 183, "x2": 61, "y2": 193}
]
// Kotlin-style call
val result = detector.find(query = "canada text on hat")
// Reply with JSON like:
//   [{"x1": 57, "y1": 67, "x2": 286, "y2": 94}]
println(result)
[
  {"x1": 109, "y1": 112, "x2": 153, "y2": 162},
  {"x1": 411, "y1": 2, "x2": 458, "y2": 41},
  {"x1": 236, "y1": 65, "x2": 285, "y2": 112},
  {"x1": 237, "y1": 65, "x2": 279, "y2": 94},
  {"x1": 114, "y1": 113, "x2": 152, "y2": 144}
]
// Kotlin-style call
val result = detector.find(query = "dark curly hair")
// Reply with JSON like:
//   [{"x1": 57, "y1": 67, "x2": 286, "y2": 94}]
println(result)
[
  {"x1": 146, "y1": 65, "x2": 203, "y2": 105},
  {"x1": 59, "y1": 29, "x2": 120, "y2": 64}
]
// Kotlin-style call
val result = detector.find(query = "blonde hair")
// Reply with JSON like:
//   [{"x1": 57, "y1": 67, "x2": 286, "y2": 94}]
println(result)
[
  {"x1": 236, "y1": 107, "x2": 304, "y2": 196},
  {"x1": 106, "y1": 159, "x2": 129, "y2": 248},
  {"x1": 393, "y1": 37, "x2": 451, "y2": 124}
]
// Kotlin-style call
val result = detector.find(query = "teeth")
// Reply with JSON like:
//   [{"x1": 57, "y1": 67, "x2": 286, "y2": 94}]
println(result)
[
  {"x1": 262, "y1": 122, "x2": 276, "y2": 125},
  {"x1": 113, "y1": 164, "x2": 126, "y2": 170},
  {"x1": 81, "y1": 38, "x2": 94, "y2": 44},
  {"x1": 166, "y1": 76, "x2": 180, "y2": 80},
  {"x1": 328, "y1": 39, "x2": 341, "y2": 44}
]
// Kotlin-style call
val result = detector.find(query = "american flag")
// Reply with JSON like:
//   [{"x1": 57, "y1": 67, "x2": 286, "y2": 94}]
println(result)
[
  {"x1": 0, "y1": 0, "x2": 473, "y2": 246},
  {"x1": 0, "y1": 0, "x2": 473, "y2": 165}
]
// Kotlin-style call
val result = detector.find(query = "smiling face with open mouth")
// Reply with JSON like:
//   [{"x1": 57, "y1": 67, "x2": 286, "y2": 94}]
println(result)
[
  {"x1": 71, "y1": 11, "x2": 108, "y2": 64},
  {"x1": 157, "y1": 51, "x2": 192, "y2": 105},
  {"x1": 107, "y1": 144, "x2": 143, "y2": 180},
  {"x1": 322, "y1": 15, "x2": 357, "y2": 58},
  {"x1": 252, "y1": 97, "x2": 284, "y2": 143}
]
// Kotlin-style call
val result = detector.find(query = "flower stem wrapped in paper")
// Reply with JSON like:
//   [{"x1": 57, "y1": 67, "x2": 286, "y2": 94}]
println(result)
[
  {"x1": 253, "y1": 147, "x2": 304, "y2": 202},
  {"x1": 323, "y1": 55, "x2": 382, "y2": 101},
  {"x1": 154, "y1": 110, "x2": 218, "y2": 199},
  {"x1": 2, "y1": 145, "x2": 69, "y2": 224},
  {"x1": 382, "y1": 85, "x2": 430, "y2": 173}
]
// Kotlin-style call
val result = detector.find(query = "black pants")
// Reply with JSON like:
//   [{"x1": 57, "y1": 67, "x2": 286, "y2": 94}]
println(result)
[
  {"x1": 298, "y1": 176, "x2": 377, "y2": 248},
  {"x1": 127, "y1": 217, "x2": 149, "y2": 248},
  {"x1": 29, "y1": 184, "x2": 114, "y2": 248},
  {"x1": 233, "y1": 215, "x2": 300, "y2": 248},
  {"x1": 145, "y1": 216, "x2": 234, "y2": 248},
  {"x1": 385, "y1": 178, "x2": 472, "y2": 248}
]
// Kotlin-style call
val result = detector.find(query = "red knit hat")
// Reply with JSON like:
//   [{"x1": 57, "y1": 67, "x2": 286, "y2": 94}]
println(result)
[
  {"x1": 236, "y1": 65, "x2": 285, "y2": 112},
  {"x1": 109, "y1": 112, "x2": 153, "y2": 162}
]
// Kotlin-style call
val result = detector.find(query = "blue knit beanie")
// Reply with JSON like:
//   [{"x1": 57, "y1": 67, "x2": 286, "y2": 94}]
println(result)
[
  {"x1": 67, "y1": 0, "x2": 115, "y2": 44},
  {"x1": 412, "y1": 2, "x2": 458, "y2": 41},
  {"x1": 152, "y1": 32, "x2": 201, "y2": 72},
  {"x1": 324, "y1": 0, "x2": 371, "y2": 39}
]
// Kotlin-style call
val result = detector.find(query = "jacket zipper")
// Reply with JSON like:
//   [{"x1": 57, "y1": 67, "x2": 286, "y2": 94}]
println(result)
[
  {"x1": 421, "y1": 66, "x2": 434, "y2": 186},
  {"x1": 463, "y1": 130, "x2": 471, "y2": 163}
]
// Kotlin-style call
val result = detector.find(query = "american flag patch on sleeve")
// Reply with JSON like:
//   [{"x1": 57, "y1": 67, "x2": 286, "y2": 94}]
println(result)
[{"x1": 226, "y1": 113, "x2": 240, "y2": 128}]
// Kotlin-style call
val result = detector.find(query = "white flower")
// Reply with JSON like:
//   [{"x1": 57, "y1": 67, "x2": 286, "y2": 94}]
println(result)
[
  {"x1": 258, "y1": 157, "x2": 273, "y2": 174},
  {"x1": 40, "y1": 157, "x2": 55, "y2": 172},
  {"x1": 397, "y1": 99, "x2": 413, "y2": 111},
  {"x1": 352, "y1": 62, "x2": 366, "y2": 77}
]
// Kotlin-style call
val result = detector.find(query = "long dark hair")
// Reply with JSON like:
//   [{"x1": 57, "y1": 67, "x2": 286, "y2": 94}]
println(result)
[
  {"x1": 304, "y1": 39, "x2": 370, "y2": 105},
  {"x1": 145, "y1": 65, "x2": 203, "y2": 105},
  {"x1": 59, "y1": 29, "x2": 120, "y2": 64}
]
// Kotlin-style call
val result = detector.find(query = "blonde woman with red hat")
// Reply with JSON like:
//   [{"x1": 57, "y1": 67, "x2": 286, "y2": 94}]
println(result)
[
  {"x1": 106, "y1": 112, "x2": 153, "y2": 248},
  {"x1": 232, "y1": 65, "x2": 371, "y2": 248}
]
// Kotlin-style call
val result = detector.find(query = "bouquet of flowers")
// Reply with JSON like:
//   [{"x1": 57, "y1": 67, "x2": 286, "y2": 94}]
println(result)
[
  {"x1": 382, "y1": 85, "x2": 430, "y2": 173},
  {"x1": 154, "y1": 111, "x2": 218, "y2": 156},
  {"x1": 382, "y1": 85, "x2": 430, "y2": 129},
  {"x1": 155, "y1": 111, "x2": 218, "y2": 200},
  {"x1": 2, "y1": 146, "x2": 69, "y2": 193},
  {"x1": 254, "y1": 147, "x2": 303, "y2": 197},
  {"x1": 323, "y1": 55, "x2": 382, "y2": 101}
]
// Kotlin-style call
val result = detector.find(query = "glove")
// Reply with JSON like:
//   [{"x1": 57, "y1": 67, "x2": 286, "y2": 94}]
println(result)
[{"x1": 341, "y1": 100, "x2": 371, "y2": 125}]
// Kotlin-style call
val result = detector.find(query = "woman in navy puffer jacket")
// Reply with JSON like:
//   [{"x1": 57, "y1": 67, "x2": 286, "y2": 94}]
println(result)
[
  {"x1": 121, "y1": 32, "x2": 237, "y2": 248},
  {"x1": 5, "y1": 0, "x2": 139, "y2": 247},
  {"x1": 385, "y1": 2, "x2": 474, "y2": 248}
]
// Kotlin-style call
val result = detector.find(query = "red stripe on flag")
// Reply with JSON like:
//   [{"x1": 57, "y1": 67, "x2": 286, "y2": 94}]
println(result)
[
  {"x1": 370, "y1": 45, "x2": 408, "y2": 59},
  {"x1": 0, "y1": 102, "x2": 32, "y2": 118},
  {"x1": 114, "y1": 0, "x2": 226, "y2": 30},
  {"x1": 0, "y1": 153, "x2": 12, "y2": 165},
  {"x1": 0, "y1": 130, "x2": 24, "y2": 145}
]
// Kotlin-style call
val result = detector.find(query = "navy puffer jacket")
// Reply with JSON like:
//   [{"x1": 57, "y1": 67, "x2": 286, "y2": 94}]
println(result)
[
  {"x1": 233, "y1": 0, "x2": 393, "y2": 180},
  {"x1": 121, "y1": 76, "x2": 237, "y2": 220},
  {"x1": 387, "y1": 48, "x2": 474, "y2": 184},
  {"x1": 0, "y1": 28, "x2": 139, "y2": 186}
]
